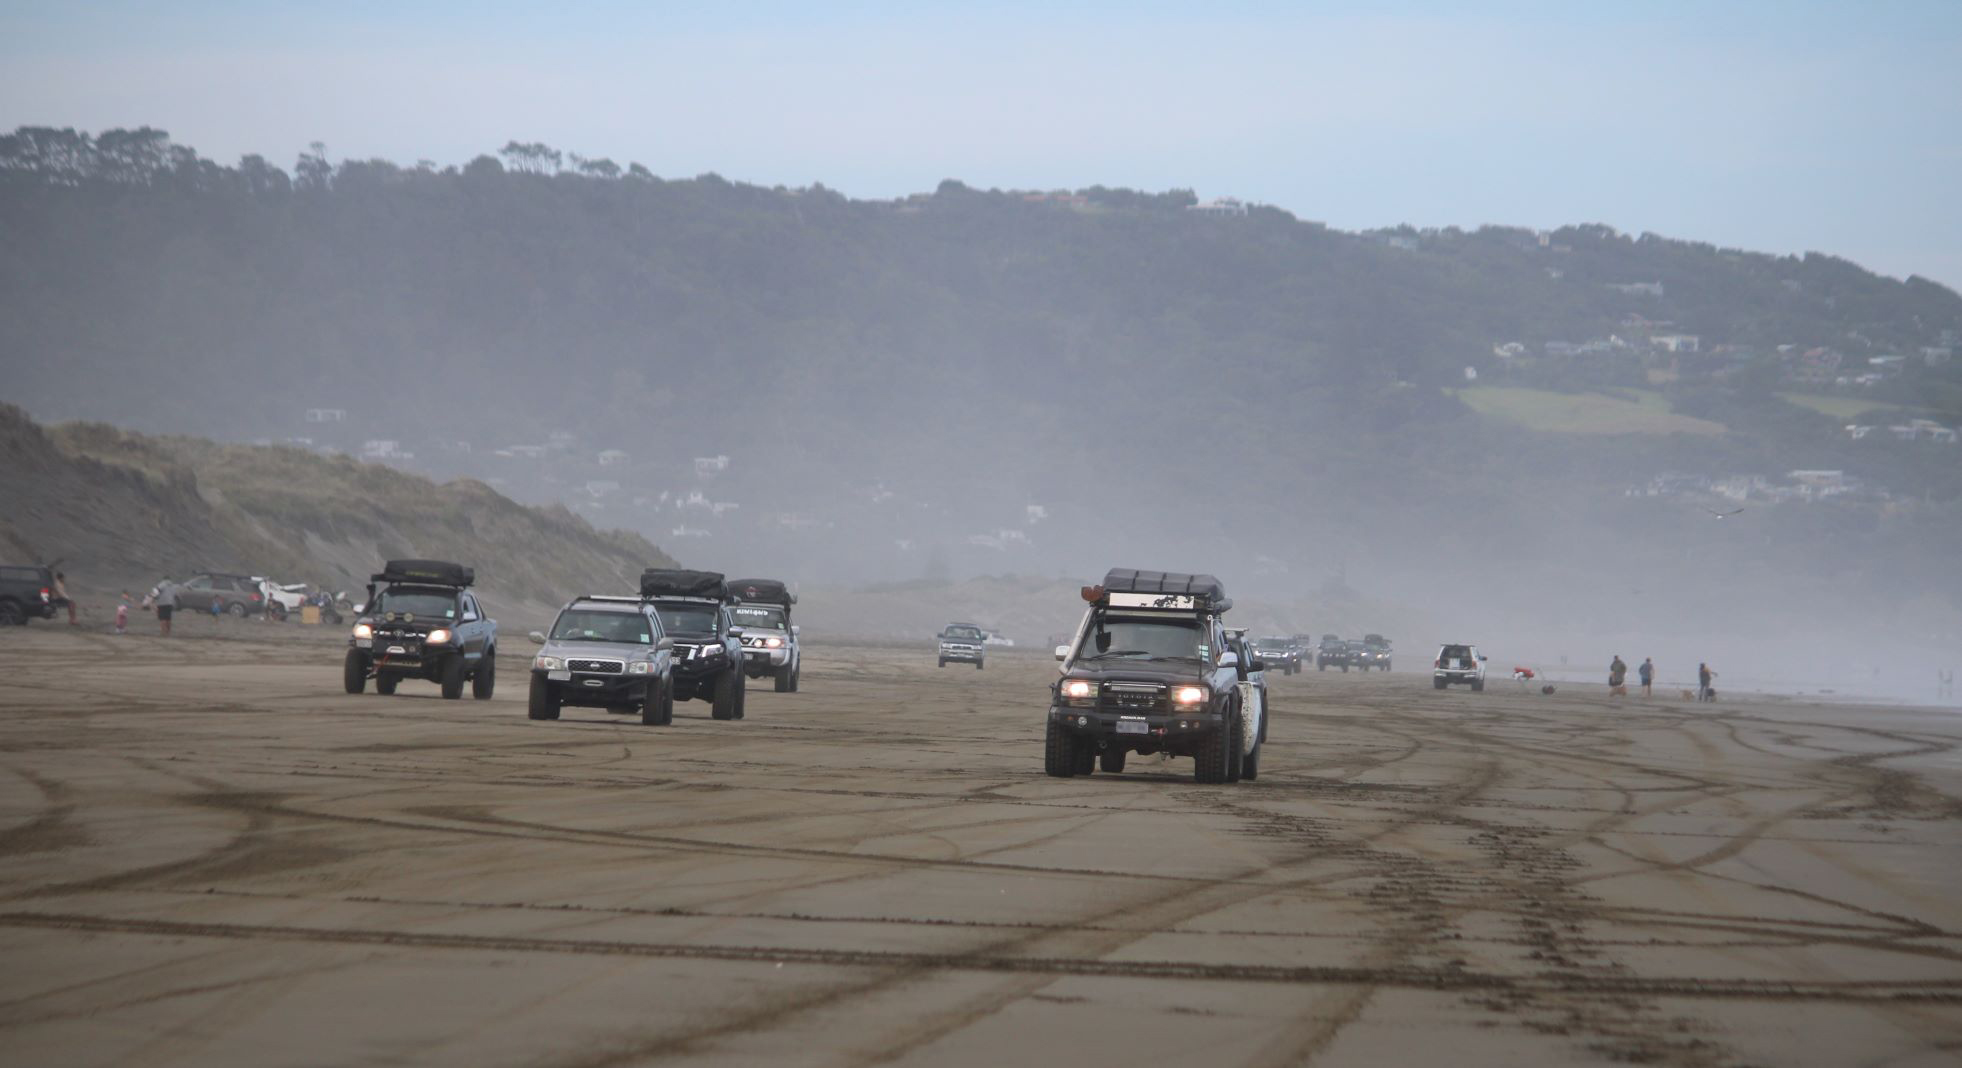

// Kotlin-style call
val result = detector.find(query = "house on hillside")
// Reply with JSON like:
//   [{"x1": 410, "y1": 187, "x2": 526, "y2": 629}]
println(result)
[
  {"x1": 1187, "y1": 197, "x2": 1249, "y2": 217},
  {"x1": 1845, "y1": 424, "x2": 1875, "y2": 440},
  {"x1": 693, "y1": 455, "x2": 730, "y2": 478},
  {"x1": 1607, "y1": 281, "x2": 1664, "y2": 297},
  {"x1": 1650, "y1": 334, "x2": 1700, "y2": 354},
  {"x1": 360, "y1": 439, "x2": 407, "y2": 460},
  {"x1": 597, "y1": 449, "x2": 629, "y2": 466},
  {"x1": 304, "y1": 408, "x2": 347, "y2": 423},
  {"x1": 1891, "y1": 419, "x2": 1958, "y2": 443}
]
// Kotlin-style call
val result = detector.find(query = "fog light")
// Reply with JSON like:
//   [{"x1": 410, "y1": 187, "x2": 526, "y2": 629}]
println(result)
[{"x1": 1076, "y1": 715, "x2": 1088, "y2": 727}]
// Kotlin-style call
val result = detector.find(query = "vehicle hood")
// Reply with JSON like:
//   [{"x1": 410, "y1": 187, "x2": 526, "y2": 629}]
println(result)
[
  {"x1": 1061, "y1": 659, "x2": 1210, "y2": 685},
  {"x1": 542, "y1": 639, "x2": 657, "y2": 660}
]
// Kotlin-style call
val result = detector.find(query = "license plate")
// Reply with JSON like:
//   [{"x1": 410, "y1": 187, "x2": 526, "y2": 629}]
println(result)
[
  {"x1": 387, "y1": 645, "x2": 406, "y2": 655},
  {"x1": 547, "y1": 670, "x2": 570, "y2": 681},
  {"x1": 1116, "y1": 720, "x2": 1148, "y2": 735}
]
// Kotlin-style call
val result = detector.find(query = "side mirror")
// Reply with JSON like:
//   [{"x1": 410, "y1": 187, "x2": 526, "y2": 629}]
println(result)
[
  {"x1": 791, "y1": 625, "x2": 801, "y2": 636},
  {"x1": 352, "y1": 603, "x2": 366, "y2": 614},
  {"x1": 1478, "y1": 654, "x2": 1488, "y2": 661},
  {"x1": 528, "y1": 630, "x2": 546, "y2": 644},
  {"x1": 728, "y1": 625, "x2": 745, "y2": 637},
  {"x1": 1249, "y1": 658, "x2": 1266, "y2": 673},
  {"x1": 1054, "y1": 644, "x2": 1070, "y2": 661},
  {"x1": 1219, "y1": 651, "x2": 1239, "y2": 668},
  {"x1": 462, "y1": 611, "x2": 478, "y2": 623},
  {"x1": 656, "y1": 636, "x2": 674, "y2": 651}
]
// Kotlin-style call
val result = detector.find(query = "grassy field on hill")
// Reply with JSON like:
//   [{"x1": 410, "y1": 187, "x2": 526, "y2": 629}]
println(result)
[{"x1": 1451, "y1": 387, "x2": 1728, "y2": 436}]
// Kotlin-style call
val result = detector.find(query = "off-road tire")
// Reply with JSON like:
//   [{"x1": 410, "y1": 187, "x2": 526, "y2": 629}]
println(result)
[
  {"x1": 788, "y1": 664, "x2": 800, "y2": 692},
  {"x1": 1193, "y1": 720, "x2": 1231, "y2": 784},
  {"x1": 774, "y1": 664, "x2": 793, "y2": 692},
  {"x1": 1340, "y1": 665, "x2": 1349, "y2": 673},
  {"x1": 1044, "y1": 718, "x2": 1076, "y2": 777},
  {"x1": 937, "y1": 658, "x2": 946, "y2": 668},
  {"x1": 227, "y1": 601, "x2": 247, "y2": 618},
  {"x1": 1383, "y1": 661, "x2": 1392, "y2": 672},
  {"x1": 1318, "y1": 663, "x2": 1326, "y2": 671},
  {"x1": 976, "y1": 660, "x2": 984, "y2": 671},
  {"x1": 710, "y1": 667, "x2": 738, "y2": 720},
  {"x1": 527, "y1": 675, "x2": 560, "y2": 721},
  {"x1": 1242, "y1": 743, "x2": 1260, "y2": 781},
  {"x1": 734, "y1": 671, "x2": 747, "y2": 719},
  {"x1": 1225, "y1": 712, "x2": 1246, "y2": 783},
  {"x1": 1434, "y1": 677, "x2": 1448, "y2": 690},
  {"x1": 1071, "y1": 738, "x2": 1095, "y2": 776},
  {"x1": 1099, "y1": 747, "x2": 1127, "y2": 774},
  {"x1": 440, "y1": 655, "x2": 465, "y2": 700},
  {"x1": 1470, "y1": 678, "x2": 1484, "y2": 692},
  {"x1": 375, "y1": 674, "x2": 398, "y2": 695},
  {"x1": 471, "y1": 650, "x2": 495, "y2": 699},
  {"x1": 642, "y1": 679, "x2": 672, "y2": 726},
  {"x1": 342, "y1": 650, "x2": 367, "y2": 694}
]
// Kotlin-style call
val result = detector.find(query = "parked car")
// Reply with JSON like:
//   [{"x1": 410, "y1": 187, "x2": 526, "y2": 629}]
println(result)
[
  {"x1": 178, "y1": 572, "x2": 267, "y2": 616},
  {"x1": 0, "y1": 563, "x2": 57, "y2": 625}
]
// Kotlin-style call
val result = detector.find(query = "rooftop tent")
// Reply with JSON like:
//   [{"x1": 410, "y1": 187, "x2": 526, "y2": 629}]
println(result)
[
  {"x1": 373, "y1": 559, "x2": 474, "y2": 588},
  {"x1": 640, "y1": 568, "x2": 730, "y2": 601},
  {"x1": 729, "y1": 578, "x2": 796, "y2": 607},
  {"x1": 1098, "y1": 568, "x2": 1229, "y2": 611}
]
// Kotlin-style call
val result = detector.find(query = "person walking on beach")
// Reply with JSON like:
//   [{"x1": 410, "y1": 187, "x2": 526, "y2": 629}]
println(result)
[
  {"x1": 115, "y1": 590, "x2": 131, "y2": 634},
  {"x1": 1608, "y1": 655, "x2": 1628, "y2": 695},
  {"x1": 51, "y1": 570, "x2": 77, "y2": 625},
  {"x1": 1638, "y1": 657, "x2": 1655, "y2": 697},
  {"x1": 149, "y1": 578, "x2": 179, "y2": 637},
  {"x1": 1698, "y1": 662, "x2": 1715, "y2": 702}
]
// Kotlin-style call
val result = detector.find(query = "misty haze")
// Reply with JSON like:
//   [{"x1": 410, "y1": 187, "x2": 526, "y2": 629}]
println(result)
[{"x1": 1, "y1": 5, "x2": 1959, "y2": 1067}]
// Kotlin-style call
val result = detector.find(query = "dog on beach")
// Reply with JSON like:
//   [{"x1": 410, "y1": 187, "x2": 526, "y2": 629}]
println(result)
[
  {"x1": 1609, "y1": 684, "x2": 1628, "y2": 696},
  {"x1": 1679, "y1": 689, "x2": 1697, "y2": 701}
]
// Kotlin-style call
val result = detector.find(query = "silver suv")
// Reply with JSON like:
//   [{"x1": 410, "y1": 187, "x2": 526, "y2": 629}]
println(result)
[
  {"x1": 730, "y1": 578, "x2": 802, "y2": 693},
  {"x1": 938, "y1": 623, "x2": 986, "y2": 669},
  {"x1": 528, "y1": 596, "x2": 676, "y2": 725}
]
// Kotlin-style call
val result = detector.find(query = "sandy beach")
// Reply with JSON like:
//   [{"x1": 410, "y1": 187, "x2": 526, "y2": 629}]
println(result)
[{"x1": 2, "y1": 625, "x2": 1958, "y2": 1066}]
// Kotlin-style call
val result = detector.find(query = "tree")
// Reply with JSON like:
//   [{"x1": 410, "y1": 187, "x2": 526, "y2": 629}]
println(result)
[
  {"x1": 295, "y1": 142, "x2": 332, "y2": 190},
  {"x1": 499, "y1": 140, "x2": 561, "y2": 175}
]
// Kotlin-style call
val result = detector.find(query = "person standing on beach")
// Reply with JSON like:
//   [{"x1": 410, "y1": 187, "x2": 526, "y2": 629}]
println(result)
[
  {"x1": 52, "y1": 570, "x2": 77, "y2": 625},
  {"x1": 1609, "y1": 655, "x2": 1627, "y2": 694},
  {"x1": 1639, "y1": 657, "x2": 1655, "y2": 697},
  {"x1": 115, "y1": 590, "x2": 131, "y2": 634},
  {"x1": 1698, "y1": 662, "x2": 1715, "y2": 702},
  {"x1": 149, "y1": 578, "x2": 178, "y2": 637}
]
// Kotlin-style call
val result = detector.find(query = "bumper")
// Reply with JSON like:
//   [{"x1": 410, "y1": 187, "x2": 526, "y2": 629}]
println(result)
[
  {"x1": 1049, "y1": 705, "x2": 1220, "y2": 742},
  {"x1": 673, "y1": 657, "x2": 732, "y2": 682},
  {"x1": 535, "y1": 669, "x2": 649, "y2": 703},
  {"x1": 1434, "y1": 671, "x2": 1480, "y2": 683},
  {"x1": 939, "y1": 647, "x2": 984, "y2": 662},
  {"x1": 742, "y1": 646, "x2": 790, "y2": 667}
]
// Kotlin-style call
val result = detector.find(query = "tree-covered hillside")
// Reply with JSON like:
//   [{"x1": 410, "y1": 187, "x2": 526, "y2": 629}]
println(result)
[{"x1": 2, "y1": 126, "x2": 1958, "y2": 619}]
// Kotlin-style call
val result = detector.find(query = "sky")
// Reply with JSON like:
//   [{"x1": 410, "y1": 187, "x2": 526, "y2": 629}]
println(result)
[{"x1": 4, "y1": 0, "x2": 1960, "y2": 289}]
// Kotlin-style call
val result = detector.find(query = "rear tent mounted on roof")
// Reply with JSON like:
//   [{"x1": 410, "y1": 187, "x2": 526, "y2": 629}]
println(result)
[
  {"x1": 729, "y1": 578, "x2": 795, "y2": 607},
  {"x1": 1095, "y1": 568, "x2": 1230, "y2": 612},
  {"x1": 640, "y1": 568, "x2": 731, "y2": 601},
  {"x1": 373, "y1": 559, "x2": 474, "y2": 588}
]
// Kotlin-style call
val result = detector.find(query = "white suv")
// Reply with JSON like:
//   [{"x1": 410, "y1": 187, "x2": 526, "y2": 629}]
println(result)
[{"x1": 1433, "y1": 643, "x2": 1486, "y2": 691}]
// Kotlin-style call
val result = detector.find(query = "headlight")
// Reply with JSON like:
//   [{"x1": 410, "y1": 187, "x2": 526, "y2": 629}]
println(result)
[
  {"x1": 628, "y1": 661, "x2": 653, "y2": 675},
  {"x1": 426, "y1": 628, "x2": 452, "y2": 644},
  {"x1": 1062, "y1": 678, "x2": 1094, "y2": 699},
  {"x1": 764, "y1": 636, "x2": 783, "y2": 648},
  {"x1": 534, "y1": 655, "x2": 562, "y2": 671},
  {"x1": 352, "y1": 622, "x2": 373, "y2": 639},
  {"x1": 1172, "y1": 685, "x2": 1208, "y2": 706}
]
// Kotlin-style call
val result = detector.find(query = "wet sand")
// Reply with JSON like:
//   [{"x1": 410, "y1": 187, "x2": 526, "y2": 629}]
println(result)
[{"x1": 2, "y1": 626, "x2": 1958, "y2": 1067}]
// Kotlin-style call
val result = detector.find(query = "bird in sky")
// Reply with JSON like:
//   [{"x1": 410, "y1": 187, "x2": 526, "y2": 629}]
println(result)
[{"x1": 1702, "y1": 507, "x2": 1744, "y2": 519}]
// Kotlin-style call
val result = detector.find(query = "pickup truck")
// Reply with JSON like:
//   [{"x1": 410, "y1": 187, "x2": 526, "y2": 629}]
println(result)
[{"x1": 343, "y1": 559, "x2": 498, "y2": 700}]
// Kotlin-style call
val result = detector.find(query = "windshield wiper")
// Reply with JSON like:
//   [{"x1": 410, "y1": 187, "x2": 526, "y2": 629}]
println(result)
[
  {"x1": 1146, "y1": 654, "x2": 1204, "y2": 662},
  {"x1": 1082, "y1": 649, "x2": 1148, "y2": 660}
]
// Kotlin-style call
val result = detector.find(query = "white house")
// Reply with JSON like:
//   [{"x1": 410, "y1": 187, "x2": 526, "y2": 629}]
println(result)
[{"x1": 304, "y1": 408, "x2": 347, "y2": 423}]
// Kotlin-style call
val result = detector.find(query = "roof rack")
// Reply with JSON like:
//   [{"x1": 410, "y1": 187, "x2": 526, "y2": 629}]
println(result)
[
  {"x1": 574, "y1": 595, "x2": 645, "y2": 605},
  {"x1": 729, "y1": 578, "x2": 795, "y2": 607},
  {"x1": 1085, "y1": 568, "x2": 1230, "y2": 613}
]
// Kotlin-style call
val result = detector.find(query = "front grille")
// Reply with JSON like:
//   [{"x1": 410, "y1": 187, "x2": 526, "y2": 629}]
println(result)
[
  {"x1": 567, "y1": 658, "x2": 624, "y2": 674},
  {"x1": 1100, "y1": 681, "x2": 1166, "y2": 713}
]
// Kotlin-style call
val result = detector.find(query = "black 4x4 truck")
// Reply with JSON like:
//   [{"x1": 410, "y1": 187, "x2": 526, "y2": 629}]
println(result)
[
  {"x1": 641, "y1": 569, "x2": 748, "y2": 720},
  {"x1": 1046, "y1": 569, "x2": 1268, "y2": 784},
  {"x1": 343, "y1": 559, "x2": 498, "y2": 700},
  {"x1": 0, "y1": 563, "x2": 58, "y2": 625}
]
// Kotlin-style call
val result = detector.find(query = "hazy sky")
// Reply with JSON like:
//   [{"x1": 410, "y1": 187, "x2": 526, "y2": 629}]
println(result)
[{"x1": 5, "y1": 1, "x2": 1960, "y2": 289}]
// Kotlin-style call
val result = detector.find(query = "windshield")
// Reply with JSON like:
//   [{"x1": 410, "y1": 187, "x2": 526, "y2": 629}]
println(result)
[
  {"x1": 733, "y1": 605, "x2": 786, "y2": 630},
  {"x1": 1255, "y1": 637, "x2": 1289, "y2": 649},
  {"x1": 943, "y1": 627, "x2": 983, "y2": 641},
  {"x1": 550, "y1": 609, "x2": 652, "y2": 645},
  {"x1": 1074, "y1": 616, "x2": 1203, "y2": 661},
  {"x1": 656, "y1": 604, "x2": 719, "y2": 634},
  {"x1": 372, "y1": 589, "x2": 456, "y2": 620}
]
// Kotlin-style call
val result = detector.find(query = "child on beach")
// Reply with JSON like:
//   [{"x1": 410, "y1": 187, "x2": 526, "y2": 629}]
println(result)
[{"x1": 115, "y1": 591, "x2": 131, "y2": 634}]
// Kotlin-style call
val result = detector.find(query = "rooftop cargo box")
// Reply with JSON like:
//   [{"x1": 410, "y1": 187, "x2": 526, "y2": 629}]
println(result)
[
  {"x1": 729, "y1": 578, "x2": 795, "y2": 607},
  {"x1": 373, "y1": 559, "x2": 474, "y2": 588},
  {"x1": 640, "y1": 568, "x2": 730, "y2": 601}
]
